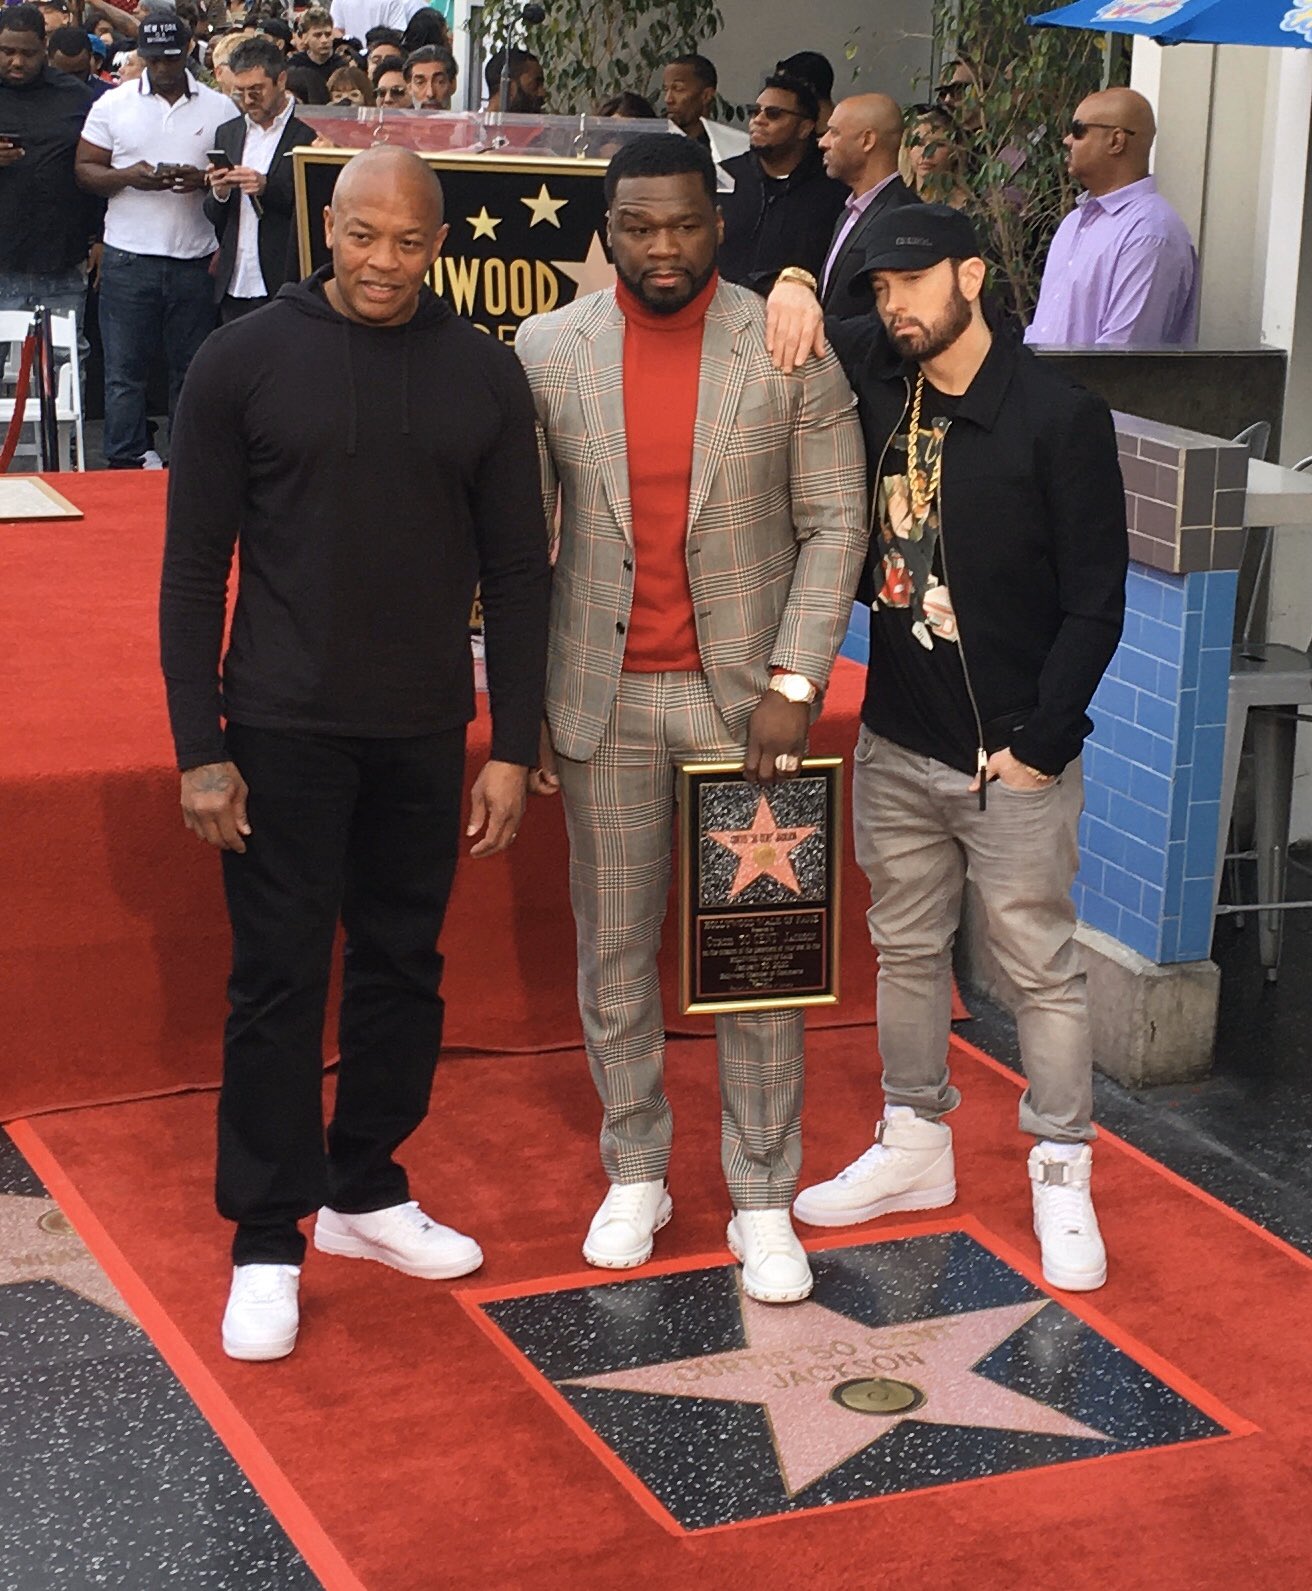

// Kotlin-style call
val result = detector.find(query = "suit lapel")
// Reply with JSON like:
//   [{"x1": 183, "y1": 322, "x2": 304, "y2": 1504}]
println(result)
[
  {"x1": 575, "y1": 298, "x2": 633, "y2": 543},
  {"x1": 826, "y1": 184, "x2": 904, "y2": 304},
  {"x1": 687, "y1": 288, "x2": 750, "y2": 529}
]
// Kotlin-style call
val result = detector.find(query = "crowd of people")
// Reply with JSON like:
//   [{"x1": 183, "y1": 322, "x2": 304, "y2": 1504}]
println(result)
[{"x1": 2, "y1": 2, "x2": 1202, "y2": 469}]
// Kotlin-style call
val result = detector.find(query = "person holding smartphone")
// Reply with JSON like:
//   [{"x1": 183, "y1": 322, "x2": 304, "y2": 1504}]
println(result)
[
  {"x1": 73, "y1": 14, "x2": 228, "y2": 468},
  {"x1": 204, "y1": 35, "x2": 316, "y2": 324},
  {"x1": 0, "y1": 6, "x2": 103, "y2": 354}
]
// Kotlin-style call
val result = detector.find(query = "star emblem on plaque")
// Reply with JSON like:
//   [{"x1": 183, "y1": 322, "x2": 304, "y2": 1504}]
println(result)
[
  {"x1": 678, "y1": 760, "x2": 840, "y2": 1013},
  {"x1": 469, "y1": 1230, "x2": 1238, "y2": 1532}
]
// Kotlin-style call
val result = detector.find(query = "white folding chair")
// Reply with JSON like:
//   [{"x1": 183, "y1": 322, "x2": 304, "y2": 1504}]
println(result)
[{"x1": 0, "y1": 309, "x2": 85, "y2": 471}]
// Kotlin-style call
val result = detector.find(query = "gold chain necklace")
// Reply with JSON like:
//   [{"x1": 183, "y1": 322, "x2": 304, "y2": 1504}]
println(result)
[{"x1": 906, "y1": 372, "x2": 942, "y2": 519}]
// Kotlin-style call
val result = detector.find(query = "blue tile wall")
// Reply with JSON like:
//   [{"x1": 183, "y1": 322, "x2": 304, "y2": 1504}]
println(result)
[{"x1": 1073, "y1": 566, "x2": 1237, "y2": 963}]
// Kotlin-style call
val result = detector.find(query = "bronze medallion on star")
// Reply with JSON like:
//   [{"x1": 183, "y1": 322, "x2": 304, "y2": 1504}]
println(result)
[{"x1": 468, "y1": 1229, "x2": 1239, "y2": 1532}]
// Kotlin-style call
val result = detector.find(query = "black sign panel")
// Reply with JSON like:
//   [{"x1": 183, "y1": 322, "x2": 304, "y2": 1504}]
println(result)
[{"x1": 293, "y1": 149, "x2": 615, "y2": 345}]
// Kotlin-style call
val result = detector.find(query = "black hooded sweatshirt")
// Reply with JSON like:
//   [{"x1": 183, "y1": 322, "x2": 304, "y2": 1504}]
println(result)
[{"x1": 160, "y1": 268, "x2": 549, "y2": 771}]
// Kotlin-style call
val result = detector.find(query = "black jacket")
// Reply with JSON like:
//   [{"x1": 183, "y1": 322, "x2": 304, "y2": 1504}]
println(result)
[
  {"x1": 0, "y1": 67, "x2": 101, "y2": 273},
  {"x1": 161, "y1": 268, "x2": 550, "y2": 770},
  {"x1": 828, "y1": 316, "x2": 1128, "y2": 775},
  {"x1": 717, "y1": 144, "x2": 847, "y2": 295},
  {"x1": 202, "y1": 109, "x2": 317, "y2": 302},
  {"x1": 821, "y1": 175, "x2": 920, "y2": 320}
]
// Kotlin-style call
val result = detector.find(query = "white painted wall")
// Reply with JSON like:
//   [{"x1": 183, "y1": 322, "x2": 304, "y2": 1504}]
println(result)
[{"x1": 712, "y1": 0, "x2": 934, "y2": 113}]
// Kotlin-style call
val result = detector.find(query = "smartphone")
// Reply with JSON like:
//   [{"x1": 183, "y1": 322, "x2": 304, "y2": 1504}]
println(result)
[
  {"x1": 0, "y1": 132, "x2": 25, "y2": 149},
  {"x1": 206, "y1": 148, "x2": 233, "y2": 169}
]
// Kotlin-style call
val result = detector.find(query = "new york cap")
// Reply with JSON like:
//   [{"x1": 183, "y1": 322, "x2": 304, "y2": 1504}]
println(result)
[
  {"x1": 136, "y1": 15, "x2": 191, "y2": 58},
  {"x1": 848, "y1": 203, "x2": 982, "y2": 297}
]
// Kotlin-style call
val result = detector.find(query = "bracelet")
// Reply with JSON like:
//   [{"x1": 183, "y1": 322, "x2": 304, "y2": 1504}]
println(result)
[{"x1": 776, "y1": 266, "x2": 818, "y2": 293}]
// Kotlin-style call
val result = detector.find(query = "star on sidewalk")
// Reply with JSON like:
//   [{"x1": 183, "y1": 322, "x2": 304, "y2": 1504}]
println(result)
[
  {"x1": 551, "y1": 231, "x2": 616, "y2": 298},
  {"x1": 521, "y1": 183, "x2": 568, "y2": 228},
  {"x1": 0, "y1": 1192, "x2": 135, "y2": 1324},
  {"x1": 466, "y1": 206, "x2": 502, "y2": 240},
  {"x1": 707, "y1": 792, "x2": 817, "y2": 900},
  {"x1": 563, "y1": 1295, "x2": 1109, "y2": 1496}
]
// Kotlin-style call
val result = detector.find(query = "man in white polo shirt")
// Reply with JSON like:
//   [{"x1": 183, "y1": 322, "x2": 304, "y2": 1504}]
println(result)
[{"x1": 74, "y1": 14, "x2": 228, "y2": 469}]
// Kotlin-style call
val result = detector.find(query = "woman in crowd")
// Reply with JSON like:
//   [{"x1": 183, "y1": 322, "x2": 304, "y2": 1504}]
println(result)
[
  {"x1": 209, "y1": 28, "x2": 256, "y2": 97},
  {"x1": 327, "y1": 64, "x2": 374, "y2": 107},
  {"x1": 901, "y1": 104, "x2": 971, "y2": 210}
]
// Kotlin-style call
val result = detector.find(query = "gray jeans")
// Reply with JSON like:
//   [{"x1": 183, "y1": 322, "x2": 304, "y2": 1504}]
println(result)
[{"x1": 854, "y1": 728, "x2": 1094, "y2": 1143}]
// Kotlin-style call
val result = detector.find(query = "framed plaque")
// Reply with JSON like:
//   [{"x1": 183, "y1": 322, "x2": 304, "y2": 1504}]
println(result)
[{"x1": 677, "y1": 759, "x2": 842, "y2": 1015}]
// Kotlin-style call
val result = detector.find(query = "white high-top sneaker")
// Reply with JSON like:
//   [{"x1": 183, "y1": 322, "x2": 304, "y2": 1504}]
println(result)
[
  {"x1": 1029, "y1": 1143, "x2": 1107, "y2": 1292},
  {"x1": 727, "y1": 1209, "x2": 813, "y2": 1303},
  {"x1": 221, "y1": 1264, "x2": 301, "y2": 1361},
  {"x1": 792, "y1": 1106, "x2": 957, "y2": 1228},
  {"x1": 582, "y1": 1179, "x2": 672, "y2": 1269},
  {"x1": 314, "y1": 1201, "x2": 483, "y2": 1279}
]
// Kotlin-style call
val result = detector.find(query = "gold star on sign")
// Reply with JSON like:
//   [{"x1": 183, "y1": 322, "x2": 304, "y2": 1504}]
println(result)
[
  {"x1": 551, "y1": 231, "x2": 616, "y2": 299},
  {"x1": 521, "y1": 183, "x2": 568, "y2": 228},
  {"x1": 466, "y1": 206, "x2": 501, "y2": 241}
]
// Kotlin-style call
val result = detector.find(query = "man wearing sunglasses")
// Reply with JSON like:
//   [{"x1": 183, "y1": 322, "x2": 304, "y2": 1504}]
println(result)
[
  {"x1": 717, "y1": 72, "x2": 846, "y2": 296},
  {"x1": 1027, "y1": 87, "x2": 1197, "y2": 348}
]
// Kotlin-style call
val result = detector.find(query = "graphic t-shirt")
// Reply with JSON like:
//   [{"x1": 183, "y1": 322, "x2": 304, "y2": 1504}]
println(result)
[{"x1": 861, "y1": 381, "x2": 983, "y2": 775}]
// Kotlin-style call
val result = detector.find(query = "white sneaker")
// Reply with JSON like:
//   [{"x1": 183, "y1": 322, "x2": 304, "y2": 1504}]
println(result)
[
  {"x1": 792, "y1": 1106, "x2": 957, "y2": 1228},
  {"x1": 582, "y1": 1179, "x2": 672, "y2": 1269},
  {"x1": 1029, "y1": 1143, "x2": 1107, "y2": 1292},
  {"x1": 727, "y1": 1209, "x2": 813, "y2": 1303},
  {"x1": 313, "y1": 1201, "x2": 483, "y2": 1280},
  {"x1": 141, "y1": 448, "x2": 164, "y2": 469},
  {"x1": 221, "y1": 1264, "x2": 300, "y2": 1361}
]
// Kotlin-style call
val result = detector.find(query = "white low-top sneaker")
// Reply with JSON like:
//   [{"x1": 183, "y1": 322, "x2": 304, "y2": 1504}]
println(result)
[
  {"x1": 582, "y1": 1179, "x2": 672, "y2": 1269},
  {"x1": 221, "y1": 1263, "x2": 300, "y2": 1361},
  {"x1": 313, "y1": 1201, "x2": 483, "y2": 1280},
  {"x1": 792, "y1": 1106, "x2": 957, "y2": 1228},
  {"x1": 1029, "y1": 1143, "x2": 1107, "y2": 1292},
  {"x1": 727, "y1": 1209, "x2": 813, "y2": 1303}
]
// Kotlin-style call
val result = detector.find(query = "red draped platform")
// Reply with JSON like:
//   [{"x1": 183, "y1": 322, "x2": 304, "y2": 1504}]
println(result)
[{"x1": 0, "y1": 474, "x2": 942, "y2": 1122}]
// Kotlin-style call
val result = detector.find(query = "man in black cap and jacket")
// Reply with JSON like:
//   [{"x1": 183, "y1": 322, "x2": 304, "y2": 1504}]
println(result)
[
  {"x1": 717, "y1": 72, "x2": 845, "y2": 295},
  {"x1": 161, "y1": 145, "x2": 549, "y2": 1363},
  {"x1": 763, "y1": 206, "x2": 1128, "y2": 1295}
]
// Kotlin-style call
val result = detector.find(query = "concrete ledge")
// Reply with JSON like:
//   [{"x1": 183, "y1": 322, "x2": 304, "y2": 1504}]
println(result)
[{"x1": 957, "y1": 884, "x2": 1219, "y2": 1088}]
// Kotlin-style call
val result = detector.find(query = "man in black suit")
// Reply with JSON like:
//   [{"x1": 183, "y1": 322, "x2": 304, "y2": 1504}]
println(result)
[
  {"x1": 203, "y1": 36, "x2": 316, "y2": 324},
  {"x1": 817, "y1": 94, "x2": 919, "y2": 320}
]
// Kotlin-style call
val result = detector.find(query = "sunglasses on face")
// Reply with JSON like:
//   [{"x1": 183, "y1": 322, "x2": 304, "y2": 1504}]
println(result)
[
  {"x1": 747, "y1": 103, "x2": 806, "y2": 122},
  {"x1": 377, "y1": 85, "x2": 408, "y2": 101},
  {"x1": 1069, "y1": 119, "x2": 1136, "y2": 140},
  {"x1": 936, "y1": 81, "x2": 969, "y2": 99}
]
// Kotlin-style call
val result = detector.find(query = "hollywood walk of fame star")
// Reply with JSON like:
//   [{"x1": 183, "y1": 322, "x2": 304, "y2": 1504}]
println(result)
[
  {"x1": 0, "y1": 1192, "x2": 135, "y2": 1324},
  {"x1": 707, "y1": 793, "x2": 818, "y2": 900},
  {"x1": 522, "y1": 183, "x2": 568, "y2": 228},
  {"x1": 466, "y1": 206, "x2": 502, "y2": 241},
  {"x1": 551, "y1": 232, "x2": 616, "y2": 299},
  {"x1": 564, "y1": 1295, "x2": 1109, "y2": 1496}
]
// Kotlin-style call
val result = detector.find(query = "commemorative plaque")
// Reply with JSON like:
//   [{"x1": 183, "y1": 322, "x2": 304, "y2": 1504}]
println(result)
[{"x1": 677, "y1": 759, "x2": 842, "y2": 1015}]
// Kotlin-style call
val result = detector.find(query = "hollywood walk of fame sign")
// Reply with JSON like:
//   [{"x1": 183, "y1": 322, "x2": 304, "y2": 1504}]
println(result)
[
  {"x1": 294, "y1": 149, "x2": 616, "y2": 344},
  {"x1": 469, "y1": 1229, "x2": 1238, "y2": 1533},
  {"x1": 677, "y1": 759, "x2": 842, "y2": 1014}
]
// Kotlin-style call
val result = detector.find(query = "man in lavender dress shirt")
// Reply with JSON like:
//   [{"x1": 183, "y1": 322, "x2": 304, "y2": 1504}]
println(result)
[
  {"x1": 1026, "y1": 88, "x2": 1198, "y2": 348},
  {"x1": 818, "y1": 93, "x2": 919, "y2": 321}
]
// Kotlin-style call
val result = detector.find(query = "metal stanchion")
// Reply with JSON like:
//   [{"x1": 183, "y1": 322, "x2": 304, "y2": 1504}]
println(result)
[{"x1": 32, "y1": 304, "x2": 59, "y2": 472}]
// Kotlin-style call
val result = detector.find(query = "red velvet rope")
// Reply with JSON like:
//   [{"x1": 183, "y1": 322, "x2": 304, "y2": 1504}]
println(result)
[{"x1": 0, "y1": 333, "x2": 37, "y2": 475}]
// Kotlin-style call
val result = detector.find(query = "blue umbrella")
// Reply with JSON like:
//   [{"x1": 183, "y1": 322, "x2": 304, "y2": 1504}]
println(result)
[{"x1": 1029, "y1": 0, "x2": 1312, "y2": 47}]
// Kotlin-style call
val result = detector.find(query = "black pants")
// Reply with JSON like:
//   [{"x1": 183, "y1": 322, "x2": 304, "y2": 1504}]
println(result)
[
  {"x1": 218, "y1": 723, "x2": 465, "y2": 1265},
  {"x1": 219, "y1": 293, "x2": 269, "y2": 324}
]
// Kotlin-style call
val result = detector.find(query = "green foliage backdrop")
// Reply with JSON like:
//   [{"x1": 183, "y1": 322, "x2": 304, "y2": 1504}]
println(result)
[{"x1": 474, "y1": 0, "x2": 724, "y2": 115}]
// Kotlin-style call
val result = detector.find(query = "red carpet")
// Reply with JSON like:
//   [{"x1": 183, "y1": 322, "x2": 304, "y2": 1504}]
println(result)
[
  {"x1": 1, "y1": 474, "x2": 962, "y2": 1121},
  {"x1": 12, "y1": 1029, "x2": 1312, "y2": 1590}
]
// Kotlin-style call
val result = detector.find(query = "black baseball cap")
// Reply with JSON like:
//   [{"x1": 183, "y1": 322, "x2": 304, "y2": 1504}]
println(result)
[
  {"x1": 137, "y1": 15, "x2": 191, "y2": 58},
  {"x1": 849, "y1": 203, "x2": 982, "y2": 296}
]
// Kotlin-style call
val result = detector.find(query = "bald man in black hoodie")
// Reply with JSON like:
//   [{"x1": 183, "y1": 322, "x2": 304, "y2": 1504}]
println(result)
[{"x1": 160, "y1": 147, "x2": 550, "y2": 1362}]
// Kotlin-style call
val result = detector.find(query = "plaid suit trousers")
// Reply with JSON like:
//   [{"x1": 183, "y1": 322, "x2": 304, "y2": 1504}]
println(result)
[{"x1": 556, "y1": 671, "x2": 805, "y2": 1210}]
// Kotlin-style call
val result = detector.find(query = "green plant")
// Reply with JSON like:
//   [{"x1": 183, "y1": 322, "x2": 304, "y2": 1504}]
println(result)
[
  {"x1": 475, "y1": 0, "x2": 724, "y2": 116},
  {"x1": 931, "y1": 0, "x2": 1123, "y2": 321}
]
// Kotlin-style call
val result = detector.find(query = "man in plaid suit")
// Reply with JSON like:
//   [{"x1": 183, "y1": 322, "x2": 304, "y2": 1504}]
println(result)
[{"x1": 516, "y1": 134, "x2": 867, "y2": 1304}]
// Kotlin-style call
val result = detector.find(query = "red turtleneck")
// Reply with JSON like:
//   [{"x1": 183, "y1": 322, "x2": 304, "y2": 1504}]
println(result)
[{"x1": 615, "y1": 271, "x2": 718, "y2": 673}]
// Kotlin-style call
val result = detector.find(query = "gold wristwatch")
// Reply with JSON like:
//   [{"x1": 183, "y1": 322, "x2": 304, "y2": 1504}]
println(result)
[
  {"x1": 776, "y1": 266, "x2": 819, "y2": 293},
  {"x1": 769, "y1": 672, "x2": 818, "y2": 705}
]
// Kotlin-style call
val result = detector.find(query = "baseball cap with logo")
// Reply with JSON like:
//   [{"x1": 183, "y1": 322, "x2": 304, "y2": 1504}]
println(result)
[
  {"x1": 136, "y1": 15, "x2": 191, "y2": 58},
  {"x1": 848, "y1": 203, "x2": 982, "y2": 297}
]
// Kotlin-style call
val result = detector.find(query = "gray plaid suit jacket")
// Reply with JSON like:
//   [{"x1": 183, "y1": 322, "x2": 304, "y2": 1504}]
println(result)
[{"x1": 515, "y1": 280, "x2": 869, "y2": 762}]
